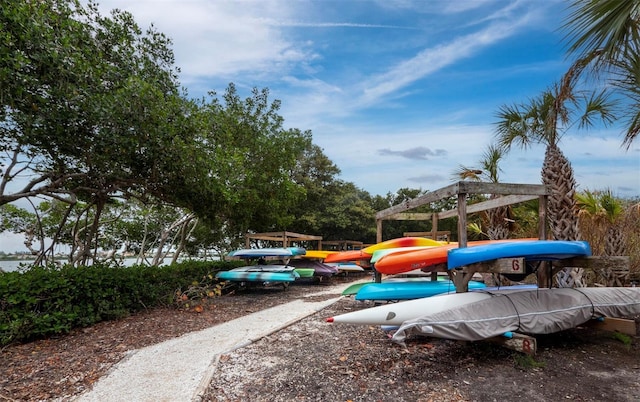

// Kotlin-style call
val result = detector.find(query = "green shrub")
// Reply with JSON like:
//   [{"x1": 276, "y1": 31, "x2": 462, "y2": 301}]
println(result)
[{"x1": 0, "y1": 259, "x2": 243, "y2": 347}]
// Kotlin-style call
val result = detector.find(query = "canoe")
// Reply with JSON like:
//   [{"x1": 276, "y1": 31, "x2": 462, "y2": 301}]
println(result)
[
  {"x1": 326, "y1": 262, "x2": 366, "y2": 272},
  {"x1": 329, "y1": 291, "x2": 491, "y2": 325},
  {"x1": 341, "y1": 282, "x2": 374, "y2": 296},
  {"x1": 215, "y1": 264, "x2": 301, "y2": 282},
  {"x1": 392, "y1": 287, "x2": 640, "y2": 343},
  {"x1": 227, "y1": 264, "x2": 297, "y2": 273},
  {"x1": 447, "y1": 240, "x2": 592, "y2": 269},
  {"x1": 374, "y1": 239, "x2": 537, "y2": 275},
  {"x1": 373, "y1": 244, "x2": 457, "y2": 274},
  {"x1": 354, "y1": 280, "x2": 487, "y2": 301},
  {"x1": 293, "y1": 268, "x2": 315, "y2": 278},
  {"x1": 329, "y1": 284, "x2": 539, "y2": 325},
  {"x1": 228, "y1": 247, "x2": 306, "y2": 258},
  {"x1": 370, "y1": 246, "x2": 443, "y2": 264}
]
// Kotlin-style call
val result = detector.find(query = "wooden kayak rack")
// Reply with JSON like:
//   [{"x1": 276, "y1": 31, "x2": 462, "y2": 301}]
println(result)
[
  {"x1": 375, "y1": 181, "x2": 551, "y2": 285},
  {"x1": 375, "y1": 181, "x2": 635, "y2": 354},
  {"x1": 374, "y1": 181, "x2": 630, "y2": 289}
]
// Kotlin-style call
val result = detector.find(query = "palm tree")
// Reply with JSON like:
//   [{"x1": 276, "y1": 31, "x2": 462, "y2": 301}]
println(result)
[
  {"x1": 563, "y1": 0, "x2": 640, "y2": 148},
  {"x1": 576, "y1": 189, "x2": 627, "y2": 285},
  {"x1": 453, "y1": 144, "x2": 512, "y2": 241},
  {"x1": 494, "y1": 70, "x2": 616, "y2": 287}
]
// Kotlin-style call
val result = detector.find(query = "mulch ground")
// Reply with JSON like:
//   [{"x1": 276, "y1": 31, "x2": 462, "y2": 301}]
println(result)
[{"x1": 2, "y1": 274, "x2": 639, "y2": 402}]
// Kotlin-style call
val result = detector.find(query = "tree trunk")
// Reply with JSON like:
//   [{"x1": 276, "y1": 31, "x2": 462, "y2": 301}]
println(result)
[
  {"x1": 542, "y1": 144, "x2": 585, "y2": 287},
  {"x1": 152, "y1": 213, "x2": 196, "y2": 266}
]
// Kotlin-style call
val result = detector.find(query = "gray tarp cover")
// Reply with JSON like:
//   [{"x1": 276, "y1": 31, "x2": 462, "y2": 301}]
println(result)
[{"x1": 392, "y1": 287, "x2": 640, "y2": 344}]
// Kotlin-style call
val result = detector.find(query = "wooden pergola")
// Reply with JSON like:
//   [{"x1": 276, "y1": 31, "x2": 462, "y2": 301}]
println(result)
[
  {"x1": 245, "y1": 231, "x2": 323, "y2": 249},
  {"x1": 321, "y1": 240, "x2": 364, "y2": 251}
]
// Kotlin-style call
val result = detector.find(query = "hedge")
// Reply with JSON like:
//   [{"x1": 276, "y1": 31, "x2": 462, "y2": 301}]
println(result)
[{"x1": 0, "y1": 259, "x2": 243, "y2": 347}]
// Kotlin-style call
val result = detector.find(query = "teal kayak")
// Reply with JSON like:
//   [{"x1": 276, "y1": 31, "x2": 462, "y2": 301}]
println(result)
[
  {"x1": 216, "y1": 270, "x2": 300, "y2": 283},
  {"x1": 354, "y1": 280, "x2": 486, "y2": 301}
]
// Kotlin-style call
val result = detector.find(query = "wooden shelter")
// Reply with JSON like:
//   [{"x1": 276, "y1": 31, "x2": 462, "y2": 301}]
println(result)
[
  {"x1": 321, "y1": 240, "x2": 364, "y2": 251},
  {"x1": 245, "y1": 231, "x2": 323, "y2": 249}
]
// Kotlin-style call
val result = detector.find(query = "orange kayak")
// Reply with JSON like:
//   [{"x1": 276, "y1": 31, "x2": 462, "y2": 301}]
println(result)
[
  {"x1": 374, "y1": 238, "x2": 537, "y2": 275},
  {"x1": 323, "y1": 249, "x2": 371, "y2": 263}
]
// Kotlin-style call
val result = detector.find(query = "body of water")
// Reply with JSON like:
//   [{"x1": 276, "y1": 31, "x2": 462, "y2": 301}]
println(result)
[{"x1": 0, "y1": 257, "x2": 182, "y2": 272}]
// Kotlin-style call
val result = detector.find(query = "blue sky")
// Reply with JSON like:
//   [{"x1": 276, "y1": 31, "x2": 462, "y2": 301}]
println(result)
[
  {"x1": 2, "y1": 0, "x2": 639, "y2": 253},
  {"x1": 89, "y1": 0, "x2": 640, "y2": 197},
  {"x1": 96, "y1": 0, "x2": 638, "y2": 197}
]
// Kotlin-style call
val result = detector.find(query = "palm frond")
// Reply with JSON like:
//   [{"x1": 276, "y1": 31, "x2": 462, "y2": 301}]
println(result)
[
  {"x1": 578, "y1": 89, "x2": 618, "y2": 129},
  {"x1": 480, "y1": 144, "x2": 504, "y2": 183},
  {"x1": 452, "y1": 165, "x2": 483, "y2": 182},
  {"x1": 563, "y1": 0, "x2": 640, "y2": 66},
  {"x1": 494, "y1": 104, "x2": 534, "y2": 151},
  {"x1": 467, "y1": 222, "x2": 486, "y2": 237},
  {"x1": 611, "y1": 48, "x2": 640, "y2": 147},
  {"x1": 600, "y1": 190, "x2": 625, "y2": 222}
]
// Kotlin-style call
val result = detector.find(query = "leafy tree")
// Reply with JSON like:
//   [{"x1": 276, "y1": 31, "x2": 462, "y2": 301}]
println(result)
[
  {"x1": 1, "y1": 1, "x2": 189, "y2": 203},
  {"x1": 0, "y1": 204, "x2": 37, "y2": 253},
  {"x1": 315, "y1": 182, "x2": 377, "y2": 243},
  {"x1": 0, "y1": 0, "x2": 202, "y2": 264},
  {"x1": 371, "y1": 188, "x2": 458, "y2": 242},
  {"x1": 192, "y1": 85, "x2": 309, "y2": 238},
  {"x1": 289, "y1": 143, "x2": 341, "y2": 231},
  {"x1": 2, "y1": 1, "x2": 318, "y2": 263},
  {"x1": 283, "y1": 141, "x2": 379, "y2": 243}
]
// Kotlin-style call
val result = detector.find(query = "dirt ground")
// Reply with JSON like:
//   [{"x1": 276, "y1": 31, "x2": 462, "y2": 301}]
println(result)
[{"x1": 2, "y1": 274, "x2": 639, "y2": 401}]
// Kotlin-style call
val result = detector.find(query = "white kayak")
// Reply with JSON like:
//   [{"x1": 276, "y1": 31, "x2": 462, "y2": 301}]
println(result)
[
  {"x1": 327, "y1": 285, "x2": 539, "y2": 325},
  {"x1": 327, "y1": 291, "x2": 490, "y2": 325}
]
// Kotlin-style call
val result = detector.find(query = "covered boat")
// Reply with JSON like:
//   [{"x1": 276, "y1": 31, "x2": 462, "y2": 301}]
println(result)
[{"x1": 391, "y1": 287, "x2": 640, "y2": 344}]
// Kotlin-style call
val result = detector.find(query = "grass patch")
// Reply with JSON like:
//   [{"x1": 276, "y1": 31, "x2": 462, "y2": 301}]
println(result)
[
  {"x1": 611, "y1": 331, "x2": 633, "y2": 347},
  {"x1": 513, "y1": 353, "x2": 546, "y2": 369}
]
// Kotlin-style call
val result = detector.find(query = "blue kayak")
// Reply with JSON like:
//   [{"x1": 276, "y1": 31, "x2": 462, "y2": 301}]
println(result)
[
  {"x1": 354, "y1": 280, "x2": 486, "y2": 301},
  {"x1": 447, "y1": 240, "x2": 591, "y2": 270},
  {"x1": 228, "y1": 247, "x2": 306, "y2": 258}
]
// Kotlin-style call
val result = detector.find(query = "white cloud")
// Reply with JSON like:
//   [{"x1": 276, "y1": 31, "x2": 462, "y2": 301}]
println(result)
[{"x1": 94, "y1": 0, "x2": 314, "y2": 82}]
